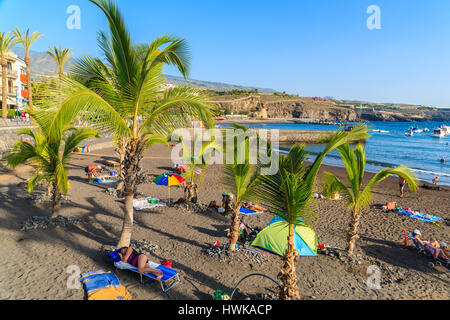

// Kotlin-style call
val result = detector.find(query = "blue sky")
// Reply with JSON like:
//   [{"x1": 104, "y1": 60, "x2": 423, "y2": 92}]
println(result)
[{"x1": 1, "y1": 0, "x2": 450, "y2": 106}]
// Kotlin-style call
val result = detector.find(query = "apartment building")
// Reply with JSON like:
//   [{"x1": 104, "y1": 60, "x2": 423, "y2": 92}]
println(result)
[{"x1": 0, "y1": 51, "x2": 28, "y2": 111}]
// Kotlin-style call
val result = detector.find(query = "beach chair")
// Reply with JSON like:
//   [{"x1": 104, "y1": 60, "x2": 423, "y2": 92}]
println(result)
[
  {"x1": 402, "y1": 230, "x2": 449, "y2": 268},
  {"x1": 109, "y1": 251, "x2": 181, "y2": 293}
]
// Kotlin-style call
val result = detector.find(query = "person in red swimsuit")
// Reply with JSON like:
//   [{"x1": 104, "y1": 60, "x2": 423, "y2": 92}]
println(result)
[
  {"x1": 85, "y1": 165, "x2": 102, "y2": 182},
  {"x1": 118, "y1": 247, "x2": 163, "y2": 280}
]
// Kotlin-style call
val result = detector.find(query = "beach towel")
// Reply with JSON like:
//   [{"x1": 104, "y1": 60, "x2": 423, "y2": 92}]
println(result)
[
  {"x1": 397, "y1": 210, "x2": 442, "y2": 223},
  {"x1": 133, "y1": 198, "x2": 166, "y2": 211},
  {"x1": 239, "y1": 207, "x2": 265, "y2": 216},
  {"x1": 80, "y1": 270, "x2": 131, "y2": 300}
]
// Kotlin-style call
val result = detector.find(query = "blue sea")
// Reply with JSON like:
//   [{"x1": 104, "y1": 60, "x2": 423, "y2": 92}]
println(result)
[{"x1": 222, "y1": 121, "x2": 450, "y2": 186}]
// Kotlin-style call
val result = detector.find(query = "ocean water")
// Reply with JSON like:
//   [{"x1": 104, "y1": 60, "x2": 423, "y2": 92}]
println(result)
[{"x1": 221, "y1": 121, "x2": 450, "y2": 186}]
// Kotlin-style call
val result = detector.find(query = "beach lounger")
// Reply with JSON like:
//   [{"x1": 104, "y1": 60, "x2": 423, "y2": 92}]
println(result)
[
  {"x1": 109, "y1": 251, "x2": 180, "y2": 292},
  {"x1": 402, "y1": 230, "x2": 449, "y2": 268}
]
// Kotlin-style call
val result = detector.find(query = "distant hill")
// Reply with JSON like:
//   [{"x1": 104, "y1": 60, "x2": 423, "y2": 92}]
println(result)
[{"x1": 11, "y1": 47, "x2": 277, "y2": 93}]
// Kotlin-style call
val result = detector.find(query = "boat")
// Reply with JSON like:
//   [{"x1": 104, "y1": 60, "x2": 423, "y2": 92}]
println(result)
[
  {"x1": 380, "y1": 130, "x2": 389, "y2": 133},
  {"x1": 432, "y1": 125, "x2": 450, "y2": 138},
  {"x1": 424, "y1": 128, "x2": 430, "y2": 132},
  {"x1": 372, "y1": 129, "x2": 380, "y2": 132},
  {"x1": 410, "y1": 127, "x2": 423, "y2": 134},
  {"x1": 405, "y1": 129, "x2": 413, "y2": 136}
]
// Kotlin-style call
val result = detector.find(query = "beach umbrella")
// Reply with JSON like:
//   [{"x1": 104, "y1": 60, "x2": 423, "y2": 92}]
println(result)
[{"x1": 153, "y1": 173, "x2": 186, "y2": 203}]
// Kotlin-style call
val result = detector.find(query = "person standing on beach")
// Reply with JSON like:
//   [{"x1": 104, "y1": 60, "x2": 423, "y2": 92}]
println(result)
[
  {"x1": 432, "y1": 176, "x2": 439, "y2": 185},
  {"x1": 399, "y1": 176, "x2": 406, "y2": 198}
]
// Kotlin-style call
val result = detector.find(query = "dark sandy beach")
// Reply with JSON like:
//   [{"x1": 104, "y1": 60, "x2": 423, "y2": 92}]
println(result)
[{"x1": 0, "y1": 143, "x2": 448, "y2": 300}]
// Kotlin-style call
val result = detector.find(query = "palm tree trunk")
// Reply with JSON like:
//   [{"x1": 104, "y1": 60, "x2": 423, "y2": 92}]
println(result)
[
  {"x1": 116, "y1": 141, "x2": 125, "y2": 192},
  {"x1": 228, "y1": 202, "x2": 240, "y2": 253},
  {"x1": 51, "y1": 181, "x2": 61, "y2": 219},
  {"x1": 347, "y1": 207, "x2": 361, "y2": 255},
  {"x1": 186, "y1": 183, "x2": 196, "y2": 202},
  {"x1": 1, "y1": 57, "x2": 8, "y2": 121},
  {"x1": 278, "y1": 223, "x2": 300, "y2": 300},
  {"x1": 117, "y1": 184, "x2": 134, "y2": 248},
  {"x1": 116, "y1": 139, "x2": 145, "y2": 248},
  {"x1": 25, "y1": 54, "x2": 32, "y2": 110}
]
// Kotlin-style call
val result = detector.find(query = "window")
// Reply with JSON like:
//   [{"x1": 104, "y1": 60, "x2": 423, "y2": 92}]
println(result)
[{"x1": 20, "y1": 69, "x2": 26, "y2": 75}]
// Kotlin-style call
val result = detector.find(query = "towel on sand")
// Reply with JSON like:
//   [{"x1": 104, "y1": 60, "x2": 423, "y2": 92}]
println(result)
[
  {"x1": 239, "y1": 207, "x2": 265, "y2": 216},
  {"x1": 397, "y1": 210, "x2": 442, "y2": 223},
  {"x1": 80, "y1": 270, "x2": 131, "y2": 300}
]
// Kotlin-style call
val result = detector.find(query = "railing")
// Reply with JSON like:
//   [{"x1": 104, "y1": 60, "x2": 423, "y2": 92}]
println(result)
[{"x1": 0, "y1": 68, "x2": 17, "y2": 78}]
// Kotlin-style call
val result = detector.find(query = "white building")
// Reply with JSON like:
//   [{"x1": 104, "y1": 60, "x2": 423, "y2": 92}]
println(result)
[{"x1": 0, "y1": 51, "x2": 28, "y2": 112}]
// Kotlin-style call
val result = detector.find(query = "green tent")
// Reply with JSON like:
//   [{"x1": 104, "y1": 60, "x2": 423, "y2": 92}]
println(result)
[{"x1": 251, "y1": 215, "x2": 318, "y2": 256}]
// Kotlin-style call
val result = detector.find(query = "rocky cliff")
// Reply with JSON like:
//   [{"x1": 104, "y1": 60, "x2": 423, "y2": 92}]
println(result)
[{"x1": 212, "y1": 95, "x2": 450, "y2": 122}]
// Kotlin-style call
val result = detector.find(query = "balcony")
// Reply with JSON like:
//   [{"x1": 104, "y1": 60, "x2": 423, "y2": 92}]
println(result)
[
  {"x1": 0, "y1": 68, "x2": 18, "y2": 78},
  {"x1": 0, "y1": 86, "x2": 18, "y2": 97}
]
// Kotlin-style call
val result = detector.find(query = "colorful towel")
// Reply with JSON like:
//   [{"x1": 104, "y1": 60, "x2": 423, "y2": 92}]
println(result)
[
  {"x1": 397, "y1": 210, "x2": 442, "y2": 223},
  {"x1": 80, "y1": 270, "x2": 131, "y2": 300},
  {"x1": 239, "y1": 207, "x2": 265, "y2": 216}
]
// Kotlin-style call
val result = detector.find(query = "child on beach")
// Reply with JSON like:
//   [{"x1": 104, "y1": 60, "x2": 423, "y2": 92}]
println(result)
[
  {"x1": 432, "y1": 176, "x2": 439, "y2": 185},
  {"x1": 398, "y1": 177, "x2": 406, "y2": 198}
]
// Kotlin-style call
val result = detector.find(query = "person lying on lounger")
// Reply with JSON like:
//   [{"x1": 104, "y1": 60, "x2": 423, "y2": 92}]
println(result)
[
  {"x1": 412, "y1": 230, "x2": 449, "y2": 261},
  {"x1": 243, "y1": 202, "x2": 267, "y2": 212},
  {"x1": 118, "y1": 247, "x2": 163, "y2": 281}
]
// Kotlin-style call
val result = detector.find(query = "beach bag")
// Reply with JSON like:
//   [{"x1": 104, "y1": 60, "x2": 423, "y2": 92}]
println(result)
[
  {"x1": 108, "y1": 250, "x2": 121, "y2": 262},
  {"x1": 386, "y1": 202, "x2": 396, "y2": 210}
]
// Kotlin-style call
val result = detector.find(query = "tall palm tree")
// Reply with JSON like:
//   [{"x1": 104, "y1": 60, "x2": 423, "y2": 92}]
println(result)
[
  {"x1": 254, "y1": 124, "x2": 370, "y2": 300},
  {"x1": 0, "y1": 31, "x2": 17, "y2": 120},
  {"x1": 12, "y1": 28, "x2": 43, "y2": 110},
  {"x1": 321, "y1": 143, "x2": 418, "y2": 255},
  {"x1": 3, "y1": 108, "x2": 99, "y2": 218},
  {"x1": 37, "y1": 0, "x2": 214, "y2": 248},
  {"x1": 46, "y1": 46, "x2": 73, "y2": 78}
]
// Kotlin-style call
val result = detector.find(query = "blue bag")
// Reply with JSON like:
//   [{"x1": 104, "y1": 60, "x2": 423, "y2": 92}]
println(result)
[{"x1": 108, "y1": 250, "x2": 121, "y2": 262}]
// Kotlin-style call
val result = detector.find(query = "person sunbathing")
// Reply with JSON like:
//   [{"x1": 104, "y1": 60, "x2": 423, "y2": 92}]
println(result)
[
  {"x1": 118, "y1": 247, "x2": 163, "y2": 281},
  {"x1": 412, "y1": 230, "x2": 449, "y2": 262},
  {"x1": 243, "y1": 202, "x2": 267, "y2": 212}
]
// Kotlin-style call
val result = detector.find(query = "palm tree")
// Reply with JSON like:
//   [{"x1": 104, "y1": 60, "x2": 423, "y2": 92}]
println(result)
[
  {"x1": 46, "y1": 46, "x2": 73, "y2": 78},
  {"x1": 38, "y1": 0, "x2": 214, "y2": 248},
  {"x1": 3, "y1": 108, "x2": 99, "y2": 218},
  {"x1": 0, "y1": 31, "x2": 17, "y2": 120},
  {"x1": 179, "y1": 134, "x2": 222, "y2": 202},
  {"x1": 254, "y1": 124, "x2": 370, "y2": 300},
  {"x1": 12, "y1": 28, "x2": 43, "y2": 110},
  {"x1": 222, "y1": 124, "x2": 264, "y2": 252},
  {"x1": 321, "y1": 143, "x2": 418, "y2": 255}
]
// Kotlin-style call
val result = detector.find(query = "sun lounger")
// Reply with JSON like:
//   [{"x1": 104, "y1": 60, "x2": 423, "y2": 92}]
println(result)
[
  {"x1": 109, "y1": 251, "x2": 180, "y2": 292},
  {"x1": 402, "y1": 230, "x2": 449, "y2": 268}
]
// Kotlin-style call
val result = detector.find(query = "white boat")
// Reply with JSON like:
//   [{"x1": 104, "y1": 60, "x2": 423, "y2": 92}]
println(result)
[
  {"x1": 380, "y1": 130, "x2": 389, "y2": 133},
  {"x1": 405, "y1": 130, "x2": 413, "y2": 136},
  {"x1": 432, "y1": 125, "x2": 450, "y2": 138}
]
